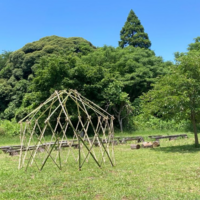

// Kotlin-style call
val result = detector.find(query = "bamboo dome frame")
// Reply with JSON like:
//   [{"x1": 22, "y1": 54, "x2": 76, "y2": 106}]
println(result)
[{"x1": 18, "y1": 90, "x2": 115, "y2": 171}]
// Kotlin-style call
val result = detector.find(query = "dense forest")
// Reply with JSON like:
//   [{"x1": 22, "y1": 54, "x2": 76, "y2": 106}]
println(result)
[{"x1": 1, "y1": 9, "x2": 200, "y2": 146}]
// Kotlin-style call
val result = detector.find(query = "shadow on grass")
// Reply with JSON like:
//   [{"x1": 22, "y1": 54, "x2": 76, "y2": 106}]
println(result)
[{"x1": 151, "y1": 144, "x2": 200, "y2": 153}]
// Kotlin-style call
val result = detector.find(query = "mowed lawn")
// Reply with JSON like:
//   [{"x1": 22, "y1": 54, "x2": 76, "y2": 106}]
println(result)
[{"x1": 0, "y1": 132, "x2": 200, "y2": 200}]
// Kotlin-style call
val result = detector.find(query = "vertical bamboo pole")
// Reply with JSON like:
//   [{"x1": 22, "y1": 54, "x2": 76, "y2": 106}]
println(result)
[{"x1": 78, "y1": 135, "x2": 81, "y2": 171}]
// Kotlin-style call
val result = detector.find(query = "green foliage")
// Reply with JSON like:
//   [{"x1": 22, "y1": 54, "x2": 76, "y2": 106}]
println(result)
[
  {"x1": 0, "y1": 51, "x2": 12, "y2": 71},
  {"x1": 0, "y1": 36, "x2": 96, "y2": 120},
  {"x1": 26, "y1": 45, "x2": 168, "y2": 131},
  {"x1": 80, "y1": 46, "x2": 169, "y2": 102},
  {"x1": 119, "y1": 9, "x2": 151, "y2": 49},
  {"x1": 133, "y1": 114, "x2": 190, "y2": 132},
  {"x1": 187, "y1": 37, "x2": 200, "y2": 51},
  {"x1": 0, "y1": 34, "x2": 170, "y2": 133},
  {"x1": 141, "y1": 50, "x2": 200, "y2": 146},
  {"x1": 0, "y1": 119, "x2": 20, "y2": 136},
  {"x1": 0, "y1": 78, "x2": 12, "y2": 116},
  {"x1": 0, "y1": 36, "x2": 95, "y2": 81},
  {"x1": 102, "y1": 80, "x2": 133, "y2": 132}
]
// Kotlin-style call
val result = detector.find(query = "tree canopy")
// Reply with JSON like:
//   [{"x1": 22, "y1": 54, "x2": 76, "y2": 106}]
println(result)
[
  {"x1": 187, "y1": 37, "x2": 200, "y2": 51},
  {"x1": 25, "y1": 45, "x2": 169, "y2": 131},
  {"x1": 141, "y1": 50, "x2": 200, "y2": 147},
  {"x1": 0, "y1": 36, "x2": 96, "y2": 119},
  {"x1": 119, "y1": 9, "x2": 151, "y2": 49}
]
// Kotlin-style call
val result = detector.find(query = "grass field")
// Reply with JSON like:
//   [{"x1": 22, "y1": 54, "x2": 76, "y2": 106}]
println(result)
[{"x1": 0, "y1": 131, "x2": 200, "y2": 200}]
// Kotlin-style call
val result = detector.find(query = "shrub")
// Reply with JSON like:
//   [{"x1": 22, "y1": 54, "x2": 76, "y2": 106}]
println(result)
[
  {"x1": 0, "y1": 127, "x2": 5, "y2": 136},
  {"x1": 0, "y1": 119, "x2": 20, "y2": 136},
  {"x1": 133, "y1": 114, "x2": 191, "y2": 132}
]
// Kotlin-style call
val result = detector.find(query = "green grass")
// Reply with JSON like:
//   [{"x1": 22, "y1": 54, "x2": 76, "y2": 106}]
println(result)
[{"x1": 0, "y1": 131, "x2": 200, "y2": 199}]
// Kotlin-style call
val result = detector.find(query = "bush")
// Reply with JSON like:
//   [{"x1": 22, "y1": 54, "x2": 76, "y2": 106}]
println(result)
[
  {"x1": 0, "y1": 127, "x2": 5, "y2": 136},
  {"x1": 133, "y1": 114, "x2": 191, "y2": 132},
  {"x1": 0, "y1": 119, "x2": 20, "y2": 136}
]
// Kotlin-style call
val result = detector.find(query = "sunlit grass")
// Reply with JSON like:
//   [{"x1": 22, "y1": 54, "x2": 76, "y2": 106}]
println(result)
[{"x1": 0, "y1": 131, "x2": 200, "y2": 199}]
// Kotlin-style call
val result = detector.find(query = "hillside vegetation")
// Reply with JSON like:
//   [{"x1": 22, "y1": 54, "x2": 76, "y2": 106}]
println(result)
[{"x1": 0, "y1": 36, "x2": 96, "y2": 120}]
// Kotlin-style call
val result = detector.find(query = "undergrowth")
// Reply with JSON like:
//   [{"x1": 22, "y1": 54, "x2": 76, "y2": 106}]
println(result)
[{"x1": 0, "y1": 119, "x2": 20, "y2": 137}]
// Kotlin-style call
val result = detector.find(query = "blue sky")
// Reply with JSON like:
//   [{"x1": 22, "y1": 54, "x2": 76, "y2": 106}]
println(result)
[{"x1": 0, "y1": 0, "x2": 200, "y2": 62}]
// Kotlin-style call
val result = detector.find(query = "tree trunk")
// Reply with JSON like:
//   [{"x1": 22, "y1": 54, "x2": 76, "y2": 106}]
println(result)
[
  {"x1": 117, "y1": 117, "x2": 123, "y2": 132},
  {"x1": 191, "y1": 111, "x2": 199, "y2": 147},
  {"x1": 113, "y1": 105, "x2": 124, "y2": 133},
  {"x1": 82, "y1": 113, "x2": 87, "y2": 124}
]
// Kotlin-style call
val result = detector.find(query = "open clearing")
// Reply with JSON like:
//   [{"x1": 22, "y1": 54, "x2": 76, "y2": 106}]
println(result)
[{"x1": 0, "y1": 132, "x2": 200, "y2": 200}]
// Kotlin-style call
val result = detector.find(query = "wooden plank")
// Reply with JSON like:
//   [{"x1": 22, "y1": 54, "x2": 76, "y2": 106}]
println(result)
[
  {"x1": 148, "y1": 135, "x2": 163, "y2": 138},
  {"x1": 149, "y1": 134, "x2": 188, "y2": 141},
  {"x1": 0, "y1": 145, "x2": 25, "y2": 150},
  {"x1": 114, "y1": 136, "x2": 144, "y2": 143}
]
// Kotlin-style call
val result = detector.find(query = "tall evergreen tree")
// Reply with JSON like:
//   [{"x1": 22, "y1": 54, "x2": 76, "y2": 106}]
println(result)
[{"x1": 119, "y1": 9, "x2": 151, "y2": 49}]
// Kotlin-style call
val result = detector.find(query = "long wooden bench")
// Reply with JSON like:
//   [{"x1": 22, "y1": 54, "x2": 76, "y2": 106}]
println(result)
[
  {"x1": 0, "y1": 142, "x2": 80, "y2": 156},
  {"x1": 6, "y1": 146, "x2": 45, "y2": 156},
  {"x1": 1, "y1": 137, "x2": 119, "y2": 156},
  {"x1": 148, "y1": 134, "x2": 188, "y2": 141},
  {"x1": 93, "y1": 140, "x2": 118, "y2": 147},
  {"x1": 115, "y1": 136, "x2": 144, "y2": 144},
  {"x1": 0, "y1": 145, "x2": 26, "y2": 153}
]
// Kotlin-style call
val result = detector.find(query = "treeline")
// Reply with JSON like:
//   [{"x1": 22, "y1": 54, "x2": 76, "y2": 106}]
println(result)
[{"x1": 0, "y1": 9, "x2": 200, "y2": 145}]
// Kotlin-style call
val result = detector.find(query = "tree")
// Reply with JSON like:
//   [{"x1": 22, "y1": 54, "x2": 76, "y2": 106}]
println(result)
[
  {"x1": 0, "y1": 51, "x2": 12, "y2": 71},
  {"x1": 103, "y1": 80, "x2": 133, "y2": 132},
  {"x1": 119, "y1": 9, "x2": 151, "y2": 49},
  {"x1": 78, "y1": 46, "x2": 169, "y2": 129},
  {"x1": 141, "y1": 51, "x2": 200, "y2": 147},
  {"x1": 76, "y1": 46, "x2": 168, "y2": 130},
  {"x1": 16, "y1": 44, "x2": 168, "y2": 130},
  {"x1": 0, "y1": 79, "x2": 12, "y2": 117},
  {"x1": 188, "y1": 37, "x2": 200, "y2": 51},
  {"x1": 0, "y1": 36, "x2": 96, "y2": 120}
]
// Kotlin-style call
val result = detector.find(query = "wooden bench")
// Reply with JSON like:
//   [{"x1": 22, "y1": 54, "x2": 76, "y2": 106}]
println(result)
[
  {"x1": 148, "y1": 134, "x2": 188, "y2": 141},
  {"x1": 93, "y1": 140, "x2": 118, "y2": 147},
  {"x1": 5, "y1": 143, "x2": 79, "y2": 156},
  {"x1": 0, "y1": 145, "x2": 26, "y2": 153},
  {"x1": 57, "y1": 143, "x2": 79, "y2": 149},
  {"x1": 0, "y1": 138, "x2": 115, "y2": 156},
  {"x1": 115, "y1": 136, "x2": 144, "y2": 144},
  {"x1": 6, "y1": 146, "x2": 45, "y2": 156}
]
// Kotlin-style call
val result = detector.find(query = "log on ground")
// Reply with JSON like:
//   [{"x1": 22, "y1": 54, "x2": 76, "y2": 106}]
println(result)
[
  {"x1": 153, "y1": 141, "x2": 160, "y2": 147},
  {"x1": 130, "y1": 144, "x2": 140, "y2": 150},
  {"x1": 142, "y1": 142, "x2": 153, "y2": 148}
]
